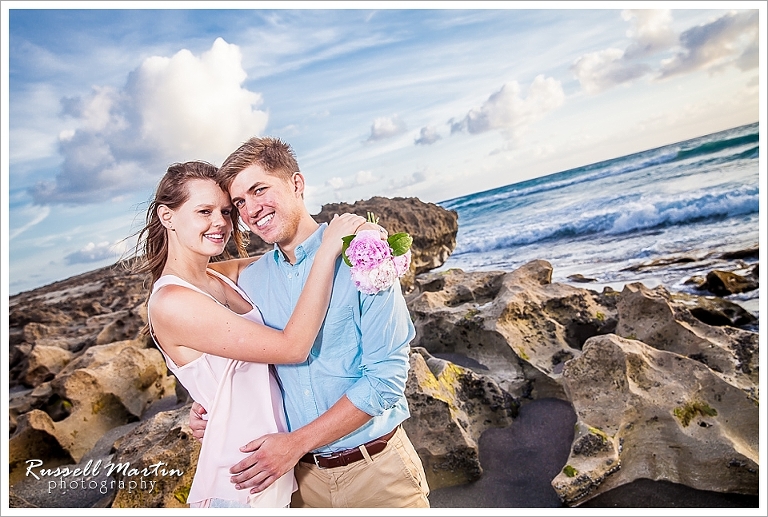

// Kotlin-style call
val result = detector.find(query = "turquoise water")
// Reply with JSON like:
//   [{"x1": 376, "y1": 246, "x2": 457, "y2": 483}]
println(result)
[{"x1": 438, "y1": 122, "x2": 760, "y2": 315}]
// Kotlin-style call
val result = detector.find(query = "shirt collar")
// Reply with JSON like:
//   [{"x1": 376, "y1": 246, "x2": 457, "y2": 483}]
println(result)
[{"x1": 271, "y1": 223, "x2": 327, "y2": 266}]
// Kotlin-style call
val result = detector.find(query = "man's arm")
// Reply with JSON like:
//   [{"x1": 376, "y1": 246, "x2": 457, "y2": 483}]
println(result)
[
  {"x1": 229, "y1": 396, "x2": 371, "y2": 493},
  {"x1": 230, "y1": 283, "x2": 415, "y2": 493}
]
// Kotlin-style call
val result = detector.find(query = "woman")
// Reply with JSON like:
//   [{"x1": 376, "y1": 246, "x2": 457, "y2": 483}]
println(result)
[{"x1": 133, "y1": 161, "x2": 374, "y2": 508}]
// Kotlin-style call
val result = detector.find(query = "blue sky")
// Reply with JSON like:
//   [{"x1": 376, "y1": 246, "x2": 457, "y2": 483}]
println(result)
[{"x1": 2, "y1": 2, "x2": 763, "y2": 295}]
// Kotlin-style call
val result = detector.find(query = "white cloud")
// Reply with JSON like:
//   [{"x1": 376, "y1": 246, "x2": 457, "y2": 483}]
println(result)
[
  {"x1": 367, "y1": 114, "x2": 407, "y2": 141},
  {"x1": 414, "y1": 125, "x2": 442, "y2": 146},
  {"x1": 571, "y1": 48, "x2": 651, "y2": 94},
  {"x1": 64, "y1": 240, "x2": 123, "y2": 265},
  {"x1": 326, "y1": 176, "x2": 345, "y2": 189},
  {"x1": 390, "y1": 169, "x2": 431, "y2": 190},
  {"x1": 324, "y1": 169, "x2": 379, "y2": 194},
  {"x1": 9, "y1": 205, "x2": 51, "y2": 240},
  {"x1": 573, "y1": 10, "x2": 758, "y2": 94},
  {"x1": 354, "y1": 170, "x2": 378, "y2": 186},
  {"x1": 450, "y1": 75, "x2": 565, "y2": 138},
  {"x1": 660, "y1": 10, "x2": 759, "y2": 78},
  {"x1": 622, "y1": 9, "x2": 676, "y2": 58},
  {"x1": 31, "y1": 38, "x2": 268, "y2": 205}
]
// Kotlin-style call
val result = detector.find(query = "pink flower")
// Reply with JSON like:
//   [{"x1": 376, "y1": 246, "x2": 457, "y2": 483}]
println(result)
[
  {"x1": 392, "y1": 249, "x2": 411, "y2": 277},
  {"x1": 342, "y1": 225, "x2": 412, "y2": 295},
  {"x1": 351, "y1": 259, "x2": 398, "y2": 295},
  {"x1": 344, "y1": 230, "x2": 392, "y2": 270}
]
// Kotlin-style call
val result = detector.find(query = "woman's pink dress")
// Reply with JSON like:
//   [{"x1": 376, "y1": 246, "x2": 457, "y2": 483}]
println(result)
[{"x1": 148, "y1": 270, "x2": 297, "y2": 507}]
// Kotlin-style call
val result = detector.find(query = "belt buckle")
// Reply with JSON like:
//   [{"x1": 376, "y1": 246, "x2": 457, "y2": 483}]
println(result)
[{"x1": 312, "y1": 453, "x2": 331, "y2": 469}]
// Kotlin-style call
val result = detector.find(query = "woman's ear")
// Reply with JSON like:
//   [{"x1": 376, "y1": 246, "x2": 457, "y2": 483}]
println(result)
[{"x1": 157, "y1": 205, "x2": 175, "y2": 230}]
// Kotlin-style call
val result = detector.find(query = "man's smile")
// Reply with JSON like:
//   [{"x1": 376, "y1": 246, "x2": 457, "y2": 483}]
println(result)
[{"x1": 256, "y1": 213, "x2": 274, "y2": 228}]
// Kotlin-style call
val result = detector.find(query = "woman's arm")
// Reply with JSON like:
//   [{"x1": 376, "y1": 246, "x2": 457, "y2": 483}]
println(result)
[
  {"x1": 150, "y1": 213, "x2": 370, "y2": 365},
  {"x1": 208, "y1": 256, "x2": 261, "y2": 284}
]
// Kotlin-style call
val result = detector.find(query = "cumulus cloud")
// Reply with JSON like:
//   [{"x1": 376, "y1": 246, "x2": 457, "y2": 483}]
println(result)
[
  {"x1": 326, "y1": 176, "x2": 345, "y2": 189},
  {"x1": 622, "y1": 9, "x2": 676, "y2": 58},
  {"x1": 31, "y1": 38, "x2": 268, "y2": 205},
  {"x1": 390, "y1": 169, "x2": 430, "y2": 190},
  {"x1": 450, "y1": 75, "x2": 564, "y2": 138},
  {"x1": 64, "y1": 241, "x2": 122, "y2": 265},
  {"x1": 573, "y1": 10, "x2": 758, "y2": 94},
  {"x1": 325, "y1": 170, "x2": 379, "y2": 194},
  {"x1": 571, "y1": 48, "x2": 651, "y2": 94},
  {"x1": 660, "y1": 10, "x2": 759, "y2": 78},
  {"x1": 414, "y1": 125, "x2": 441, "y2": 145},
  {"x1": 367, "y1": 114, "x2": 407, "y2": 141}
]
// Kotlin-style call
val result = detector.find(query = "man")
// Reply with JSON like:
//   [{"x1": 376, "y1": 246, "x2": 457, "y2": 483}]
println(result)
[{"x1": 189, "y1": 136, "x2": 430, "y2": 508}]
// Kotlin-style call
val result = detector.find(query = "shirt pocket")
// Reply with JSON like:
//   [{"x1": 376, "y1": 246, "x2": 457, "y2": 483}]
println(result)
[{"x1": 311, "y1": 306, "x2": 360, "y2": 376}]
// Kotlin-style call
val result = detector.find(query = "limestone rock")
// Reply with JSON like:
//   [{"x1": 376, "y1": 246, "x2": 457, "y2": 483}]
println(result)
[
  {"x1": 9, "y1": 264, "x2": 150, "y2": 388},
  {"x1": 50, "y1": 341, "x2": 177, "y2": 462},
  {"x1": 698, "y1": 269, "x2": 758, "y2": 296},
  {"x1": 94, "y1": 308, "x2": 145, "y2": 346},
  {"x1": 616, "y1": 283, "x2": 758, "y2": 395},
  {"x1": 8, "y1": 410, "x2": 75, "y2": 485},
  {"x1": 553, "y1": 334, "x2": 759, "y2": 505},
  {"x1": 407, "y1": 261, "x2": 618, "y2": 400},
  {"x1": 24, "y1": 345, "x2": 74, "y2": 386},
  {"x1": 110, "y1": 405, "x2": 201, "y2": 508},
  {"x1": 668, "y1": 290, "x2": 756, "y2": 328},
  {"x1": 403, "y1": 348, "x2": 518, "y2": 490},
  {"x1": 8, "y1": 339, "x2": 176, "y2": 474}
]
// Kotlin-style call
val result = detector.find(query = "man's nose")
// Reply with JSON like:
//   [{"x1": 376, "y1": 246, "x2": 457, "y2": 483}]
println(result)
[{"x1": 245, "y1": 197, "x2": 261, "y2": 218}]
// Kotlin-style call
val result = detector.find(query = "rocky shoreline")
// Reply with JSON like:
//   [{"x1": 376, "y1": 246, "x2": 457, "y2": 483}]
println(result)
[{"x1": 7, "y1": 197, "x2": 759, "y2": 508}]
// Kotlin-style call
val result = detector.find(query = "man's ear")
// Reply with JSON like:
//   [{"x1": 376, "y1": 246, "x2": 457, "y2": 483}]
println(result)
[
  {"x1": 157, "y1": 205, "x2": 174, "y2": 229},
  {"x1": 292, "y1": 172, "x2": 306, "y2": 199}
]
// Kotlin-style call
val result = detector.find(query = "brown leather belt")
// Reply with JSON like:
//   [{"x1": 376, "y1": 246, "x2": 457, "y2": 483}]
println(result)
[{"x1": 299, "y1": 426, "x2": 398, "y2": 469}]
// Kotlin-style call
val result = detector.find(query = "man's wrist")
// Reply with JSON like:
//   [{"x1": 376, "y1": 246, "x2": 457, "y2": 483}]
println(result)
[{"x1": 290, "y1": 427, "x2": 317, "y2": 457}]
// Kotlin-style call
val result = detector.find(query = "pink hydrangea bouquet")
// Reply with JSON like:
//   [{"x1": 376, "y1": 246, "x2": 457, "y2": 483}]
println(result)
[{"x1": 341, "y1": 212, "x2": 413, "y2": 295}]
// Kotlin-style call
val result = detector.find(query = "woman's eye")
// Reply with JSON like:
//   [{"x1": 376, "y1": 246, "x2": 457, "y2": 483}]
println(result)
[{"x1": 222, "y1": 209, "x2": 232, "y2": 217}]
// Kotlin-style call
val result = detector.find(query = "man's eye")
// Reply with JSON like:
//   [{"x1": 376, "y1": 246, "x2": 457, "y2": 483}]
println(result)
[
  {"x1": 255, "y1": 187, "x2": 266, "y2": 194},
  {"x1": 234, "y1": 200, "x2": 245, "y2": 208}
]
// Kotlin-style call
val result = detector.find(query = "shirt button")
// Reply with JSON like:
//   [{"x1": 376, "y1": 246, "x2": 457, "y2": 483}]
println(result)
[
  {"x1": 287, "y1": 273, "x2": 292, "y2": 279},
  {"x1": 304, "y1": 389, "x2": 310, "y2": 396}
]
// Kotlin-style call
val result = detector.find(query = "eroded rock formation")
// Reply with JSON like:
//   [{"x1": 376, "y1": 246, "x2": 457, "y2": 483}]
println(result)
[
  {"x1": 403, "y1": 347, "x2": 518, "y2": 490},
  {"x1": 405, "y1": 262, "x2": 758, "y2": 505},
  {"x1": 6, "y1": 196, "x2": 758, "y2": 508},
  {"x1": 552, "y1": 334, "x2": 758, "y2": 505}
]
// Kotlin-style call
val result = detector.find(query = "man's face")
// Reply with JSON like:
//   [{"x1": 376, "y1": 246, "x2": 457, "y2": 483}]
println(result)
[{"x1": 228, "y1": 164, "x2": 305, "y2": 246}]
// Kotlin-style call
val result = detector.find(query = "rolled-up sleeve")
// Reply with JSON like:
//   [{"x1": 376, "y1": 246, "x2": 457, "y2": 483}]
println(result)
[{"x1": 344, "y1": 282, "x2": 415, "y2": 416}]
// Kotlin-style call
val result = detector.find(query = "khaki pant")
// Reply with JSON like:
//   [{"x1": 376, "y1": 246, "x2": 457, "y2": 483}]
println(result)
[{"x1": 291, "y1": 426, "x2": 430, "y2": 508}]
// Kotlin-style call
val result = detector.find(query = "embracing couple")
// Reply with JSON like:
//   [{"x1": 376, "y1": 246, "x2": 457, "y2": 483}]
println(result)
[{"x1": 133, "y1": 137, "x2": 430, "y2": 508}]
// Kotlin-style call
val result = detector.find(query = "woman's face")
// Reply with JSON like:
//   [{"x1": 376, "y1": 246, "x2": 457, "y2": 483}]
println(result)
[{"x1": 171, "y1": 179, "x2": 234, "y2": 257}]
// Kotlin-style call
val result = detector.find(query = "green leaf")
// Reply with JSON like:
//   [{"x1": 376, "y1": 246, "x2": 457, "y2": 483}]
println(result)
[
  {"x1": 387, "y1": 232, "x2": 413, "y2": 256},
  {"x1": 341, "y1": 234, "x2": 355, "y2": 267}
]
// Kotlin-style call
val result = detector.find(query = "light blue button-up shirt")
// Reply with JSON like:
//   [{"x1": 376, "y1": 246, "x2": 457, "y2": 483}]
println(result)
[{"x1": 238, "y1": 223, "x2": 415, "y2": 454}]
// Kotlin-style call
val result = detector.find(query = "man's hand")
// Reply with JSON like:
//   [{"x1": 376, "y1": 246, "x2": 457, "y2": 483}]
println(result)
[
  {"x1": 230, "y1": 432, "x2": 306, "y2": 494},
  {"x1": 188, "y1": 402, "x2": 208, "y2": 442}
]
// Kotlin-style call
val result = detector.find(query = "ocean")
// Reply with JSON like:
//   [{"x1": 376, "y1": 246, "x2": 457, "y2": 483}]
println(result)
[{"x1": 437, "y1": 122, "x2": 760, "y2": 318}]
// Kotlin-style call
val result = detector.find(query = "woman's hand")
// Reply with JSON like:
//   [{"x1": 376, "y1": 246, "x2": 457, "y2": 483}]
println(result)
[
  {"x1": 355, "y1": 220, "x2": 388, "y2": 238},
  {"x1": 320, "y1": 213, "x2": 367, "y2": 255}
]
